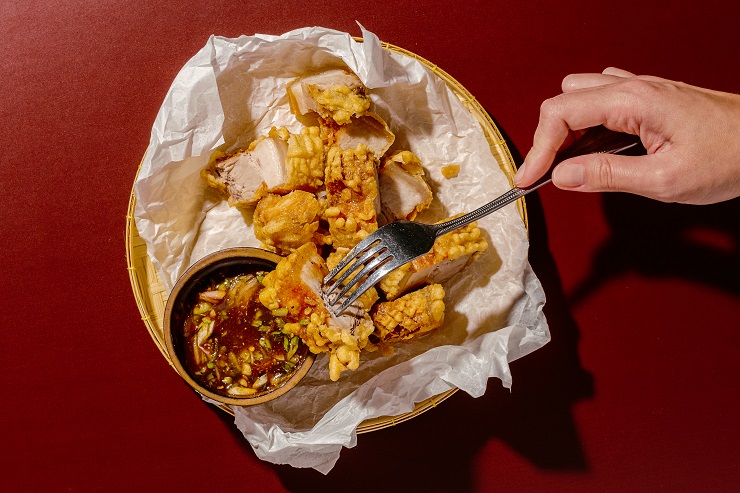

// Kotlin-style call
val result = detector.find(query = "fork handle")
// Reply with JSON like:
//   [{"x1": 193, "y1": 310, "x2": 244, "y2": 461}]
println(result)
[{"x1": 435, "y1": 126, "x2": 644, "y2": 237}]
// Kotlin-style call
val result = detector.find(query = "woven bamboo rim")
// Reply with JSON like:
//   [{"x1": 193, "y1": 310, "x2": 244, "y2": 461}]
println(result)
[{"x1": 125, "y1": 39, "x2": 526, "y2": 434}]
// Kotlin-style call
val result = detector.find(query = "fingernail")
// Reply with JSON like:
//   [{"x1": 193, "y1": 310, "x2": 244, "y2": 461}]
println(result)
[
  {"x1": 553, "y1": 163, "x2": 585, "y2": 187},
  {"x1": 513, "y1": 162, "x2": 527, "y2": 185}
]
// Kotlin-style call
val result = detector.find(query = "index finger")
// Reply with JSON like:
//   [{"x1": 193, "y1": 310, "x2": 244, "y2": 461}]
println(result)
[{"x1": 515, "y1": 81, "x2": 642, "y2": 187}]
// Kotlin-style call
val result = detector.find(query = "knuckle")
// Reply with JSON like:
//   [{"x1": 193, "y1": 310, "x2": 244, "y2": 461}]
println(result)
[
  {"x1": 649, "y1": 166, "x2": 681, "y2": 201},
  {"x1": 539, "y1": 96, "x2": 563, "y2": 120},
  {"x1": 620, "y1": 77, "x2": 664, "y2": 102},
  {"x1": 591, "y1": 156, "x2": 617, "y2": 190}
]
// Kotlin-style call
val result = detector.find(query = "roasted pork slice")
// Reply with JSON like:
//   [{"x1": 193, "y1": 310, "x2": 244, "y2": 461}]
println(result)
[
  {"x1": 334, "y1": 113, "x2": 395, "y2": 158},
  {"x1": 371, "y1": 284, "x2": 446, "y2": 348},
  {"x1": 202, "y1": 135, "x2": 287, "y2": 207},
  {"x1": 378, "y1": 151, "x2": 433, "y2": 222},
  {"x1": 324, "y1": 144, "x2": 381, "y2": 248},
  {"x1": 258, "y1": 242, "x2": 375, "y2": 381},
  {"x1": 202, "y1": 126, "x2": 324, "y2": 206},
  {"x1": 253, "y1": 191, "x2": 324, "y2": 255},
  {"x1": 378, "y1": 218, "x2": 488, "y2": 300},
  {"x1": 287, "y1": 70, "x2": 371, "y2": 125}
]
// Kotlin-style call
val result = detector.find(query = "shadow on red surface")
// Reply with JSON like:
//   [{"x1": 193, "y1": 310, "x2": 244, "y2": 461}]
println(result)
[
  {"x1": 183, "y1": 126, "x2": 740, "y2": 489},
  {"x1": 569, "y1": 194, "x2": 740, "y2": 307}
]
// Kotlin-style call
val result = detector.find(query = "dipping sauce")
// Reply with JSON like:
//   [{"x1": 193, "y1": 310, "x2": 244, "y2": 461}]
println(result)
[{"x1": 182, "y1": 271, "x2": 308, "y2": 397}]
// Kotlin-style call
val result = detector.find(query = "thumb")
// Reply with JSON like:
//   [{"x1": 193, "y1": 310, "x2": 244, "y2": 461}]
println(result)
[{"x1": 552, "y1": 153, "x2": 665, "y2": 198}]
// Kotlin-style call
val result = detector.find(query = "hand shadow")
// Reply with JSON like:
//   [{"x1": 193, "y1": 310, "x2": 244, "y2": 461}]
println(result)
[
  {"x1": 569, "y1": 194, "x2": 740, "y2": 307},
  {"x1": 263, "y1": 122, "x2": 595, "y2": 491},
  {"x1": 210, "y1": 194, "x2": 737, "y2": 491}
]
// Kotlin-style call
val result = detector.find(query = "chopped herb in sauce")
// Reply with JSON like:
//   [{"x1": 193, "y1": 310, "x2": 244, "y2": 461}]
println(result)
[{"x1": 182, "y1": 272, "x2": 308, "y2": 397}]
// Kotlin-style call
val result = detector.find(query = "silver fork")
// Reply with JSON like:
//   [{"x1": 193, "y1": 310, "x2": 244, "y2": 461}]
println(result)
[{"x1": 322, "y1": 125, "x2": 643, "y2": 315}]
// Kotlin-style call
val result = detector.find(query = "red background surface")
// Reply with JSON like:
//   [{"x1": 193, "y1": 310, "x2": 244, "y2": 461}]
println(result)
[{"x1": 2, "y1": 1, "x2": 738, "y2": 491}]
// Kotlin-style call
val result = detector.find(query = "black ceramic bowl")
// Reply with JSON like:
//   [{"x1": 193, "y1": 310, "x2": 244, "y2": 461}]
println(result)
[{"x1": 163, "y1": 247, "x2": 314, "y2": 406}]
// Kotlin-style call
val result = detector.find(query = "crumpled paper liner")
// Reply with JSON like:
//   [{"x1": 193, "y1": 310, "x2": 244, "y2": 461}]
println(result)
[{"x1": 134, "y1": 24, "x2": 550, "y2": 474}]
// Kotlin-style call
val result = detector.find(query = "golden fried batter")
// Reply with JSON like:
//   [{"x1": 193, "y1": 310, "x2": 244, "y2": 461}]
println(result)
[
  {"x1": 324, "y1": 144, "x2": 380, "y2": 248},
  {"x1": 371, "y1": 284, "x2": 446, "y2": 345},
  {"x1": 258, "y1": 243, "x2": 375, "y2": 381},
  {"x1": 253, "y1": 191, "x2": 322, "y2": 255}
]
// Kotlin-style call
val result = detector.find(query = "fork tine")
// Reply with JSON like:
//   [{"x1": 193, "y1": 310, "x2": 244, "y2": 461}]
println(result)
[
  {"x1": 323, "y1": 234, "x2": 382, "y2": 285},
  {"x1": 323, "y1": 242, "x2": 388, "y2": 299},
  {"x1": 332, "y1": 260, "x2": 401, "y2": 315},
  {"x1": 327, "y1": 251, "x2": 393, "y2": 306}
]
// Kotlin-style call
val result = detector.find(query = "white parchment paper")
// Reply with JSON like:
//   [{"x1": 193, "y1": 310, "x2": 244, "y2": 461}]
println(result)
[{"x1": 134, "y1": 25, "x2": 550, "y2": 474}]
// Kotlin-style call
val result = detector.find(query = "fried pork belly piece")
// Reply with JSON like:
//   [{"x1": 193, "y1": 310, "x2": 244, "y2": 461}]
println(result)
[
  {"x1": 371, "y1": 284, "x2": 446, "y2": 346},
  {"x1": 287, "y1": 70, "x2": 371, "y2": 125},
  {"x1": 202, "y1": 127, "x2": 324, "y2": 206},
  {"x1": 281, "y1": 126, "x2": 326, "y2": 193},
  {"x1": 324, "y1": 144, "x2": 380, "y2": 248},
  {"x1": 318, "y1": 112, "x2": 394, "y2": 160},
  {"x1": 318, "y1": 117, "x2": 340, "y2": 148},
  {"x1": 378, "y1": 151, "x2": 433, "y2": 222},
  {"x1": 253, "y1": 191, "x2": 323, "y2": 255},
  {"x1": 258, "y1": 243, "x2": 375, "y2": 381},
  {"x1": 378, "y1": 219, "x2": 487, "y2": 300},
  {"x1": 202, "y1": 133, "x2": 287, "y2": 207}
]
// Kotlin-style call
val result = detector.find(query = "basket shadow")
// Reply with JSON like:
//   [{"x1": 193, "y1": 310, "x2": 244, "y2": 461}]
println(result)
[
  {"x1": 568, "y1": 194, "x2": 740, "y2": 307},
  {"x1": 264, "y1": 122, "x2": 594, "y2": 491}
]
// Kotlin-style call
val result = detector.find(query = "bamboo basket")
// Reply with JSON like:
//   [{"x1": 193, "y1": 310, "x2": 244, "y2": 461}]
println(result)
[{"x1": 125, "y1": 40, "x2": 526, "y2": 434}]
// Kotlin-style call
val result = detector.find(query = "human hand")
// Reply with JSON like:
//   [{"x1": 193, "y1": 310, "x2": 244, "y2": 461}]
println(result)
[{"x1": 514, "y1": 67, "x2": 740, "y2": 204}]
